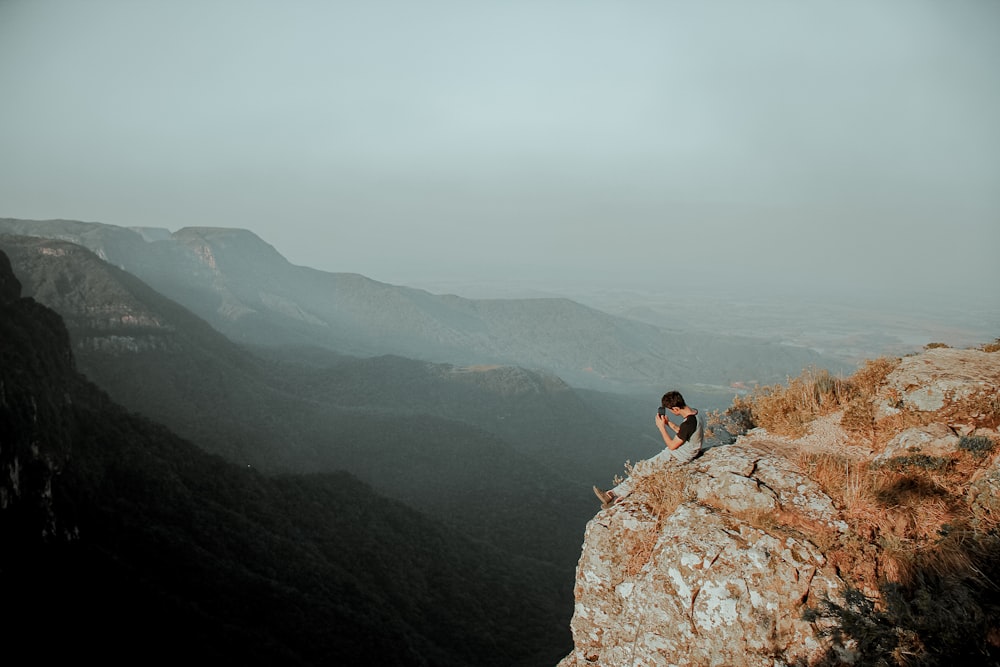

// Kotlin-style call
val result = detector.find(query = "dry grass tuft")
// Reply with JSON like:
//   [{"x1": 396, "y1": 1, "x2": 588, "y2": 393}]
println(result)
[
  {"x1": 847, "y1": 356, "x2": 900, "y2": 398},
  {"x1": 795, "y1": 452, "x2": 859, "y2": 508},
  {"x1": 620, "y1": 467, "x2": 695, "y2": 576},
  {"x1": 878, "y1": 536, "x2": 918, "y2": 586},
  {"x1": 721, "y1": 503, "x2": 841, "y2": 553},
  {"x1": 837, "y1": 356, "x2": 910, "y2": 450},
  {"x1": 743, "y1": 367, "x2": 853, "y2": 437},
  {"x1": 734, "y1": 357, "x2": 901, "y2": 440},
  {"x1": 792, "y1": 447, "x2": 992, "y2": 593},
  {"x1": 631, "y1": 467, "x2": 695, "y2": 520},
  {"x1": 840, "y1": 398, "x2": 877, "y2": 443}
]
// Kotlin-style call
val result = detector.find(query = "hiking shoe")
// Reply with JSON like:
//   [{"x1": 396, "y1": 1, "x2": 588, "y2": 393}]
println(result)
[{"x1": 592, "y1": 486, "x2": 614, "y2": 509}]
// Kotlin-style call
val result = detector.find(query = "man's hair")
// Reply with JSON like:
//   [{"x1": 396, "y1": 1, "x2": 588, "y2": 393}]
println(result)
[{"x1": 661, "y1": 391, "x2": 686, "y2": 410}]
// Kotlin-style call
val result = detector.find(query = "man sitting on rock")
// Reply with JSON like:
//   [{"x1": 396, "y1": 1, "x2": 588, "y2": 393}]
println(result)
[{"x1": 594, "y1": 390, "x2": 705, "y2": 509}]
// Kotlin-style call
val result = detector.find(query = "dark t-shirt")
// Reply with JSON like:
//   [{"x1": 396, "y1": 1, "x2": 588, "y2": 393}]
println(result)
[
  {"x1": 677, "y1": 414, "x2": 697, "y2": 442},
  {"x1": 670, "y1": 411, "x2": 705, "y2": 463}
]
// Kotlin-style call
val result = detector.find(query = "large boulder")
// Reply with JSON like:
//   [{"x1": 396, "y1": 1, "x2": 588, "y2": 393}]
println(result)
[{"x1": 876, "y1": 348, "x2": 1000, "y2": 424}]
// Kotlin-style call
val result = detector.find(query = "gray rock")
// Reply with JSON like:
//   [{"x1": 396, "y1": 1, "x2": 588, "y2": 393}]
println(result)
[
  {"x1": 877, "y1": 348, "x2": 1000, "y2": 418},
  {"x1": 560, "y1": 445, "x2": 848, "y2": 667},
  {"x1": 873, "y1": 424, "x2": 960, "y2": 463},
  {"x1": 689, "y1": 444, "x2": 848, "y2": 533}
]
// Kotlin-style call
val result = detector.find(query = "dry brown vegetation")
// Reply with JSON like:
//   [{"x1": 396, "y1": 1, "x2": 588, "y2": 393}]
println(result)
[
  {"x1": 618, "y1": 465, "x2": 695, "y2": 576},
  {"x1": 799, "y1": 449, "x2": 996, "y2": 592},
  {"x1": 728, "y1": 360, "x2": 899, "y2": 440},
  {"x1": 725, "y1": 347, "x2": 1000, "y2": 663},
  {"x1": 732, "y1": 353, "x2": 997, "y2": 583}
]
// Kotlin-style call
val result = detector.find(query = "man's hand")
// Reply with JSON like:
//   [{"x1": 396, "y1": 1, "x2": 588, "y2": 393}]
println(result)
[{"x1": 655, "y1": 413, "x2": 674, "y2": 431}]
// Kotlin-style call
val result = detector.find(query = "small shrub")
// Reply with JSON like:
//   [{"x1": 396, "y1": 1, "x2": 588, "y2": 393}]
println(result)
[
  {"x1": 703, "y1": 409, "x2": 736, "y2": 444},
  {"x1": 879, "y1": 455, "x2": 951, "y2": 472},
  {"x1": 803, "y1": 586, "x2": 911, "y2": 664},
  {"x1": 959, "y1": 435, "x2": 996, "y2": 457},
  {"x1": 980, "y1": 338, "x2": 1000, "y2": 353},
  {"x1": 631, "y1": 467, "x2": 694, "y2": 521},
  {"x1": 925, "y1": 342, "x2": 950, "y2": 349}
]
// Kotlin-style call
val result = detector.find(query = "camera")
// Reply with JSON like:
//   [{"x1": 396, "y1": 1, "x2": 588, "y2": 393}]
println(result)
[{"x1": 657, "y1": 406, "x2": 667, "y2": 418}]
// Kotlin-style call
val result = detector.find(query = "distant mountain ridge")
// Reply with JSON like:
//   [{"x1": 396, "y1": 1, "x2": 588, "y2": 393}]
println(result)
[
  {"x1": 0, "y1": 234, "x2": 611, "y2": 570},
  {"x1": 0, "y1": 217, "x2": 838, "y2": 393}
]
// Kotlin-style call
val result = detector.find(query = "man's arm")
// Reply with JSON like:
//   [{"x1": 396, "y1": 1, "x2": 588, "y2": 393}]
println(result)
[{"x1": 655, "y1": 414, "x2": 686, "y2": 450}]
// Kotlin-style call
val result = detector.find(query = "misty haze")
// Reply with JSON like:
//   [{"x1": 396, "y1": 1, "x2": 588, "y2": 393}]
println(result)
[{"x1": 2, "y1": 2, "x2": 998, "y2": 666}]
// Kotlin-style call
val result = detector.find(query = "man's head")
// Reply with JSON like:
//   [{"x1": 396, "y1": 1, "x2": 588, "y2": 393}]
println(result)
[{"x1": 661, "y1": 391, "x2": 686, "y2": 412}]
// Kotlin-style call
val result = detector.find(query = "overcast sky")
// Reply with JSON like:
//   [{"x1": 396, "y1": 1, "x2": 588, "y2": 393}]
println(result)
[{"x1": 1, "y1": 0, "x2": 998, "y2": 305}]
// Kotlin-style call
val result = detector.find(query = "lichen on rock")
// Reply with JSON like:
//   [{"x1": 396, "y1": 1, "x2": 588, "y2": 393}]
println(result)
[{"x1": 560, "y1": 345, "x2": 1000, "y2": 666}]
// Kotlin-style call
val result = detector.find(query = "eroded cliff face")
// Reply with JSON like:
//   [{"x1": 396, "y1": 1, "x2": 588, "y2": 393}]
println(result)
[
  {"x1": 560, "y1": 347, "x2": 1000, "y2": 667},
  {"x1": 0, "y1": 250, "x2": 77, "y2": 541},
  {"x1": 0, "y1": 237, "x2": 184, "y2": 354}
]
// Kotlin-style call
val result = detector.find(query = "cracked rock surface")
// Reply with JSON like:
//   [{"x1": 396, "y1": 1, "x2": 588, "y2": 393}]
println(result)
[
  {"x1": 877, "y1": 348, "x2": 1000, "y2": 416},
  {"x1": 559, "y1": 444, "x2": 845, "y2": 667},
  {"x1": 688, "y1": 444, "x2": 848, "y2": 533}
]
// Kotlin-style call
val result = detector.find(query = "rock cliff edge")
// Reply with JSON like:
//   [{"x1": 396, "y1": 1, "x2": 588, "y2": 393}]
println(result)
[{"x1": 560, "y1": 346, "x2": 1000, "y2": 666}]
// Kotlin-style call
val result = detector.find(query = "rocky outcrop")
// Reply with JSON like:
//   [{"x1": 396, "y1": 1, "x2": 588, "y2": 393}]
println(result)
[
  {"x1": 561, "y1": 444, "x2": 847, "y2": 667},
  {"x1": 560, "y1": 346, "x2": 1000, "y2": 667},
  {"x1": 875, "y1": 347, "x2": 1000, "y2": 422},
  {"x1": 687, "y1": 444, "x2": 848, "y2": 533},
  {"x1": 0, "y1": 250, "x2": 77, "y2": 540}
]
